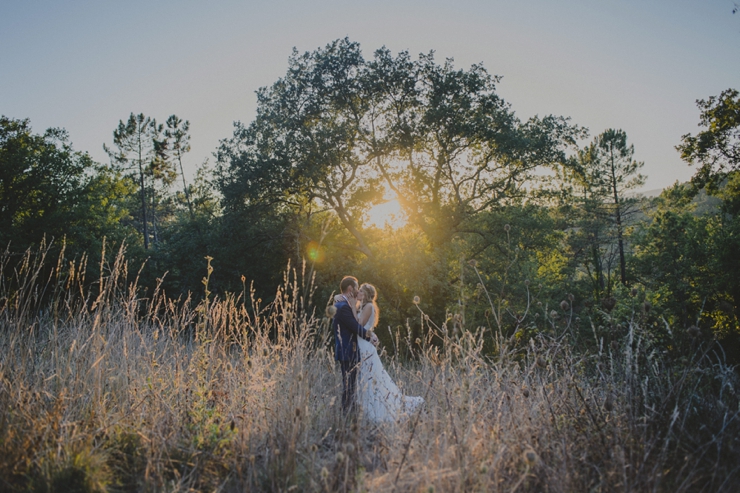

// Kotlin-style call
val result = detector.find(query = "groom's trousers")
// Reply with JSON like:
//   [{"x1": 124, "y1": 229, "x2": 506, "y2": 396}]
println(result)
[{"x1": 340, "y1": 359, "x2": 359, "y2": 414}]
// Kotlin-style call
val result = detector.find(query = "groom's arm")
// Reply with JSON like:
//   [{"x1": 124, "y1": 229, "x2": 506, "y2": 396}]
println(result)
[{"x1": 336, "y1": 303, "x2": 371, "y2": 340}]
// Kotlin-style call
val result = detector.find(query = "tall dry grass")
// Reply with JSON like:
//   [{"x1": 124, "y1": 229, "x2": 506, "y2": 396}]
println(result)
[{"x1": 0, "y1": 244, "x2": 738, "y2": 492}]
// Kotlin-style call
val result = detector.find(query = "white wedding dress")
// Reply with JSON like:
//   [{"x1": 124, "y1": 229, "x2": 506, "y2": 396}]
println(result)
[{"x1": 357, "y1": 307, "x2": 424, "y2": 422}]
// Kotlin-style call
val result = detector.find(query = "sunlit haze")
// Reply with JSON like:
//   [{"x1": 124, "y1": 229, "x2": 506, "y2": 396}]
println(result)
[
  {"x1": 1, "y1": 1, "x2": 738, "y2": 192},
  {"x1": 367, "y1": 197, "x2": 406, "y2": 230}
]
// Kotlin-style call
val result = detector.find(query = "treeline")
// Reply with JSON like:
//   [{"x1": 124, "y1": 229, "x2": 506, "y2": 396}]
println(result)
[{"x1": 2, "y1": 39, "x2": 738, "y2": 361}]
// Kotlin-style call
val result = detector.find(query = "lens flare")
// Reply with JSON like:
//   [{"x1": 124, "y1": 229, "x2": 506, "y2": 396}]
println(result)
[{"x1": 306, "y1": 241, "x2": 325, "y2": 263}]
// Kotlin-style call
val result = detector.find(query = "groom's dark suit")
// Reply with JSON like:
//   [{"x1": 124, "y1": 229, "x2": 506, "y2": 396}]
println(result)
[{"x1": 333, "y1": 298, "x2": 372, "y2": 413}]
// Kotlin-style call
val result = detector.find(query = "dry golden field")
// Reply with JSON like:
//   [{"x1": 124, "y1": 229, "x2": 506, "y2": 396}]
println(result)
[{"x1": 0, "y1": 246, "x2": 738, "y2": 492}]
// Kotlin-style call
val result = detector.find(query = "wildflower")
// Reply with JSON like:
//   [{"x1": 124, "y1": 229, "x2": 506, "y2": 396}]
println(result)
[
  {"x1": 320, "y1": 467, "x2": 329, "y2": 479},
  {"x1": 336, "y1": 451, "x2": 345, "y2": 462},
  {"x1": 415, "y1": 338, "x2": 422, "y2": 345},
  {"x1": 468, "y1": 259, "x2": 478, "y2": 268},
  {"x1": 550, "y1": 310, "x2": 558, "y2": 319},
  {"x1": 524, "y1": 279, "x2": 530, "y2": 286},
  {"x1": 310, "y1": 444, "x2": 318, "y2": 453},
  {"x1": 504, "y1": 224, "x2": 511, "y2": 232},
  {"x1": 326, "y1": 305, "x2": 337, "y2": 317},
  {"x1": 241, "y1": 275, "x2": 246, "y2": 283},
  {"x1": 568, "y1": 293, "x2": 574, "y2": 302},
  {"x1": 687, "y1": 325, "x2": 701, "y2": 337},
  {"x1": 560, "y1": 300, "x2": 569, "y2": 311},
  {"x1": 537, "y1": 301, "x2": 542, "y2": 307},
  {"x1": 413, "y1": 295, "x2": 421, "y2": 305}
]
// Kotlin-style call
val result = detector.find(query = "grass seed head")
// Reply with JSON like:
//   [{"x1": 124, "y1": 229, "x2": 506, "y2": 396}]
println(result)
[
  {"x1": 524, "y1": 448, "x2": 537, "y2": 465},
  {"x1": 602, "y1": 296, "x2": 617, "y2": 311}
]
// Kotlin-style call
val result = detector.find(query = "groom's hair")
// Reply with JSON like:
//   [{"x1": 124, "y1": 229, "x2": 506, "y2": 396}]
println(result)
[{"x1": 340, "y1": 276, "x2": 358, "y2": 293}]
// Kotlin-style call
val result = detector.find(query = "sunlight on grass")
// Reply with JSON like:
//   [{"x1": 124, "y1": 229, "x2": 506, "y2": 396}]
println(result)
[{"x1": 0, "y1": 245, "x2": 738, "y2": 492}]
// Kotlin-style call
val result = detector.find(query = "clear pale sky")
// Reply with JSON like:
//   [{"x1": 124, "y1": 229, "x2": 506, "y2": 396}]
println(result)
[{"x1": 1, "y1": 0, "x2": 738, "y2": 191}]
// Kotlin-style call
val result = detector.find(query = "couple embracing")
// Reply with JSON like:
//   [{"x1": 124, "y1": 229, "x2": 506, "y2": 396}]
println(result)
[{"x1": 332, "y1": 276, "x2": 424, "y2": 422}]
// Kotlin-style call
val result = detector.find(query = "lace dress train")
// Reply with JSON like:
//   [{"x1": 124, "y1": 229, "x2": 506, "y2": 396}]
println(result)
[{"x1": 357, "y1": 309, "x2": 424, "y2": 422}]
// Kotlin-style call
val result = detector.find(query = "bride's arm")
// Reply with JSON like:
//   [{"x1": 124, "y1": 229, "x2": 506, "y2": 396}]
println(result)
[{"x1": 358, "y1": 303, "x2": 372, "y2": 327}]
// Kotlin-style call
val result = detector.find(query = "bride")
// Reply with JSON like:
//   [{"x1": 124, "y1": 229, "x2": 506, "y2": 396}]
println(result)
[{"x1": 353, "y1": 283, "x2": 424, "y2": 422}]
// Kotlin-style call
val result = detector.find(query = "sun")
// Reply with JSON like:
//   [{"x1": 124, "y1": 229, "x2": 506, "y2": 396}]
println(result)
[{"x1": 366, "y1": 193, "x2": 407, "y2": 230}]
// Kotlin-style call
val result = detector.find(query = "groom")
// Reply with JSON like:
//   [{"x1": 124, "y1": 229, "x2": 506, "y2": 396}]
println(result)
[{"x1": 333, "y1": 276, "x2": 379, "y2": 414}]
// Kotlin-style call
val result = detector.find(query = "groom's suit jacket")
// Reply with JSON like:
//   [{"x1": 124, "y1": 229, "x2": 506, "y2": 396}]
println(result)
[{"x1": 333, "y1": 299, "x2": 371, "y2": 362}]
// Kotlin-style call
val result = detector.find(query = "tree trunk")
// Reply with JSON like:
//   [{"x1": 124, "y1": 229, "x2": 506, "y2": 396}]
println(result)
[
  {"x1": 138, "y1": 152, "x2": 149, "y2": 250},
  {"x1": 610, "y1": 150, "x2": 627, "y2": 285},
  {"x1": 177, "y1": 151, "x2": 194, "y2": 221}
]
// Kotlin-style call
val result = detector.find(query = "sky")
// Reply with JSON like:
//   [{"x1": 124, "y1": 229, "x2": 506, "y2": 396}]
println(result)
[{"x1": 1, "y1": 0, "x2": 738, "y2": 192}]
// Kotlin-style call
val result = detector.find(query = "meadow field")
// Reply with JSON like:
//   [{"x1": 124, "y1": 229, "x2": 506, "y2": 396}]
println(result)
[{"x1": 0, "y1": 246, "x2": 738, "y2": 493}]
